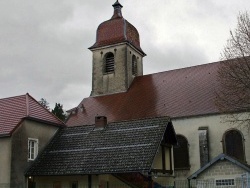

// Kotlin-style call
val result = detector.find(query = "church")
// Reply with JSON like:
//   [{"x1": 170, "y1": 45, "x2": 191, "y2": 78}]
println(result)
[
  {"x1": 1, "y1": 1, "x2": 250, "y2": 188},
  {"x1": 64, "y1": 1, "x2": 250, "y2": 186},
  {"x1": 29, "y1": 0, "x2": 250, "y2": 187}
]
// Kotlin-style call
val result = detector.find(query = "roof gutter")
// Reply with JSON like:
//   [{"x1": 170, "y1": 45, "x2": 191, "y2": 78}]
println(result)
[
  {"x1": 0, "y1": 133, "x2": 11, "y2": 138},
  {"x1": 23, "y1": 117, "x2": 65, "y2": 127}
]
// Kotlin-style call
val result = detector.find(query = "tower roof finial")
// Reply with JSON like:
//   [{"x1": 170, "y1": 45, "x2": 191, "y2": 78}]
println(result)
[{"x1": 112, "y1": 0, "x2": 123, "y2": 19}]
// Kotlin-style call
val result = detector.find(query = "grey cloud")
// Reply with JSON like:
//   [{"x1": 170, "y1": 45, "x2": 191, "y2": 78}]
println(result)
[{"x1": 1, "y1": 0, "x2": 250, "y2": 110}]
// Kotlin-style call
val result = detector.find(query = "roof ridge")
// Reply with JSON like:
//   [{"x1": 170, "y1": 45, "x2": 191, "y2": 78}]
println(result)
[
  {"x1": 0, "y1": 93, "x2": 27, "y2": 101},
  {"x1": 141, "y1": 60, "x2": 223, "y2": 78}
]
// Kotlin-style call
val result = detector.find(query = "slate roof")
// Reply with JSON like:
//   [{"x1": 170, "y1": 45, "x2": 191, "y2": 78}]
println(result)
[
  {"x1": 0, "y1": 93, "x2": 64, "y2": 137},
  {"x1": 188, "y1": 153, "x2": 250, "y2": 179},
  {"x1": 66, "y1": 61, "x2": 222, "y2": 126},
  {"x1": 89, "y1": 1, "x2": 145, "y2": 55},
  {"x1": 26, "y1": 117, "x2": 176, "y2": 176}
]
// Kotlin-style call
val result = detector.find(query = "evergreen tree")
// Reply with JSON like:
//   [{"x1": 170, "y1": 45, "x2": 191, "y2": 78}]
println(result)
[{"x1": 52, "y1": 103, "x2": 66, "y2": 121}]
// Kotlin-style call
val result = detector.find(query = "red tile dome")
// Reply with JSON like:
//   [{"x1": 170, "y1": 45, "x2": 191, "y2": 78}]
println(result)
[{"x1": 89, "y1": 1, "x2": 145, "y2": 55}]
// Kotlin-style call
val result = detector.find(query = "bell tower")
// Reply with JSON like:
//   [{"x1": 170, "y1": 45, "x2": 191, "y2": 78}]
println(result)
[{"x1": 89, "y1": 1, "x2": 146, "y2": 96}]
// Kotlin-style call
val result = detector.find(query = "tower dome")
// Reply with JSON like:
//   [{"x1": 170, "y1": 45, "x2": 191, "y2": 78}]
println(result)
[{"x1": 89, "y1": 1, "x2": 145, "y2": 55}]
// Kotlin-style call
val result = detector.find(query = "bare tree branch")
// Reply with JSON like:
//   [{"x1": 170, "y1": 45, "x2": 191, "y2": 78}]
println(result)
[{"x1": 216, "y1": 11, "x2": 250, "y2": 132}]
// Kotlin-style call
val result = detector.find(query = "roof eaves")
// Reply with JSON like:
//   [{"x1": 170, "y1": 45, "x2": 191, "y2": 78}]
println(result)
[
  {"x1": 0, "y1": 133, "x2": 11, "y2": 138},
  {"x1": 89, "y1": 41, "x2": 146, "y2": 56},
  {"x1": 23, "y1": 117, "x2": 65, "y2": 127},
  {"x1": 26, "y1": 169, "x2": 151, "y2": 177}
]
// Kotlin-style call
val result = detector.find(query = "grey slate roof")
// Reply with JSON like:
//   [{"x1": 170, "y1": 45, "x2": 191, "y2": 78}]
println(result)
[
  {"x1": 188, "y1": 153, "x2": 250, "y2": 179},
  {"x1": 26, "y1": 117, "x2": 176, "y2": 176}
]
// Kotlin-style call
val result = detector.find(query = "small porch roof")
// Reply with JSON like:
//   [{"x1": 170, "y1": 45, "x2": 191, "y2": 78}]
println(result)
[{"x1": 188, "y1": 153, "x2": 250, "y2": 180}]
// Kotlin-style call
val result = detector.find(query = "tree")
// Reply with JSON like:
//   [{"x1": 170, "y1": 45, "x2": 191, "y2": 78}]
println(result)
[
  {"x1": 52, "y1": 103, "x2": 66, "y2": 121},
  {"x1": 215, "y1": 11, "x2": 250, "y2": 131},
  {"x1": 39, "y1": 98, "x2": 50, "y2": 110}
]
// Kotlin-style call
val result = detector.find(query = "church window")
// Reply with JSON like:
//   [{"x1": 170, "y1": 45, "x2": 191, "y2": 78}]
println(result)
[
  {"x1": 104, "y1": 52, "x2": 114, "y2": 73},
  {"x1": 173, "y1": 135, "x2": 190, "y2": 169},
  {"x1": 132, "y1": 55, "x2": 137, "y2": 75},
  {"x1": 223, "y1": 129, "x2": 245, "y2": 161}
]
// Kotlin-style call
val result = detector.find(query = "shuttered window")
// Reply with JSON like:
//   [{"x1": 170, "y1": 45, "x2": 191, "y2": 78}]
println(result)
[
  {"x1": 223, "y1": 130, "x2": 245, "y2": 161},
  {"x1": 105, "y1": 53, "x2": 114, "y2": 73},
  {"x1": 132, "y1": 55, "x2": 137, "y2": 76},
  {"x1": 173, "y1": 135, "x2": 190, "y2": 169}
]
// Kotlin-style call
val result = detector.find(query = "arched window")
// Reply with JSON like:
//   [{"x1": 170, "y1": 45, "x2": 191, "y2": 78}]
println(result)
[
  {"x1": 132, "y1": 55, "x2": 137, "y2": 76},
  {"x1": 104, "y1": 52, "x2": 114, "y2": 73},
  {"x1": 173, "y1": 135, "x2": 190, "y2": 169},
  {"x1": 223, "y1": 129, "x2": 245, "y2": 161}
]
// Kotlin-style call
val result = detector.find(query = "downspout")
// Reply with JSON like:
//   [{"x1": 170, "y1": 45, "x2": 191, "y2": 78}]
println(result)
[{"x1": 188, "y1": 178, "x2": 191, "y2": 188}]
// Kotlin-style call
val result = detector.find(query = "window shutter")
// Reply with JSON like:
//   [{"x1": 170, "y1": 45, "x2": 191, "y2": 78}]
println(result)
[
  {"x1": 224, "y1": 130, "x2": 244, "y2": 161},
  {"x1": 105, "y1": 53, "x2": 114, "y2": 73}
]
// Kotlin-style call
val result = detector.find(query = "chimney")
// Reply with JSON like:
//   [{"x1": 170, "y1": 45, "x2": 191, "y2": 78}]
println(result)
[{"x1": 95, "y1": 116, "x2": 107, "y2": 129}]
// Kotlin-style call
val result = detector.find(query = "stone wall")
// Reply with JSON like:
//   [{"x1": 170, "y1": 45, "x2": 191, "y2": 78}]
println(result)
[
  {"x1": 91, "y1": 43, "x2": 143, "y2": 96},
  {"x1": 198, "y1": 160, "x2": 247, "y2": 179}
]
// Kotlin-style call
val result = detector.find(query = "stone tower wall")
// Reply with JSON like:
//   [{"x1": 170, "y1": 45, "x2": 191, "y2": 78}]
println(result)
[{"x1": 91, "y1": 43, "x2": 143, "y2": 96}]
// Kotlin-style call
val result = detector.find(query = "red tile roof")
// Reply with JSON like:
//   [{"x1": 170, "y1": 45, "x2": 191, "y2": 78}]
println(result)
[
  {"x1": 89, "y1": 1, "x2": 145, "y2": 55},
  {"x1": 66, "y1": 61, "x2": 221, "y2": 126},
  {"x1": 0, "y1": 93, "x2": 64, "y2": 137}
]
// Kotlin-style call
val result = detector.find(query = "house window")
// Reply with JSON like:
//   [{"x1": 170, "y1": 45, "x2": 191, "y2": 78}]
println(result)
[
  {"x1": 223, "y1": 129, "x2": 245, "y2": 161},
  {"x1": 28, "y1": 138, "x2": 38, "y2": 161},
  {"x1": 132, "y1": 55, "x2": 137, "y2": 75},
  {"x1": 215, "y1": 179, "x2": 235, "y2": 186},
  {"x1": 173, "y1": 135, "x2": 190, "y2": 169},
  {"x1": 104, "y1": 52, "x2": 114, "y2": 73}
]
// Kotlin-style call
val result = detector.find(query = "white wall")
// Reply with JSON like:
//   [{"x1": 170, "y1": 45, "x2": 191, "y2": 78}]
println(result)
[{"x1": 172, "y1": 113, "x2": 250, "y2": 179}]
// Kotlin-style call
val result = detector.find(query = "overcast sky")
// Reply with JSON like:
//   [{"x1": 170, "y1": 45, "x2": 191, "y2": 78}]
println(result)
[{"x1": 0, "y1": 0, "x2": 249, "y2": 110}]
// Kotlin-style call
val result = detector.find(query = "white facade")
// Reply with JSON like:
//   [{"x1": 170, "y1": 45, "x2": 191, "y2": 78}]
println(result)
[{"x1": 173, "y1": 113, "x2": 250, "y2": 180}]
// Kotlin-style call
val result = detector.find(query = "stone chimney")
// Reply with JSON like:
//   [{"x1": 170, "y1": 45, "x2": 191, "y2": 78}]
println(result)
[{"x1": 95, "y1": 116, "x2": 107, "y2": 129}]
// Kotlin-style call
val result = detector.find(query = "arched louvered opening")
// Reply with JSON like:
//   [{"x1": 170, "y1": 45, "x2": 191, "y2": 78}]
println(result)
[
  {"x1": 104, "y1": 52, "x2": 114, "y2": 73},
  {"x1": 223, "y1": 129, "x2": 245, "y2": 161},
  {"x1": 173, "y1": 135, "x2": 190, "y2": 170},
  {"x1": 132, "y1": 55, "x2": 137, "y2": 76}
]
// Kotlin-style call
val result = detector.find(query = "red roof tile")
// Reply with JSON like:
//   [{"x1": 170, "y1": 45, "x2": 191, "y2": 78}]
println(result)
[
  {"x1": 89, "y1": 1, "x2": 145, "y2": 55},
  {"x1": 0, "y1": 93, "x2": 64, "y2": 136},
  {"x1": 66, "y1": 61, "x2": 221, "y2": 126}
]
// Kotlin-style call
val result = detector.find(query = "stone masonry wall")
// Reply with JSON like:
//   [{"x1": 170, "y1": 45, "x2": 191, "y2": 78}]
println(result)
[
  {"x1": 91, "y1": 43, "x2": 143, "y2": 96},
  {"x1": 198, "y1": 160, "x2": 246, "y2": 180}
]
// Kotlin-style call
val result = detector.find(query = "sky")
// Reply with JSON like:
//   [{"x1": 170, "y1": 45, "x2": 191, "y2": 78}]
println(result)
[{"x1": 0, "y1": 0, "x2": 249, "y2": 110}]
